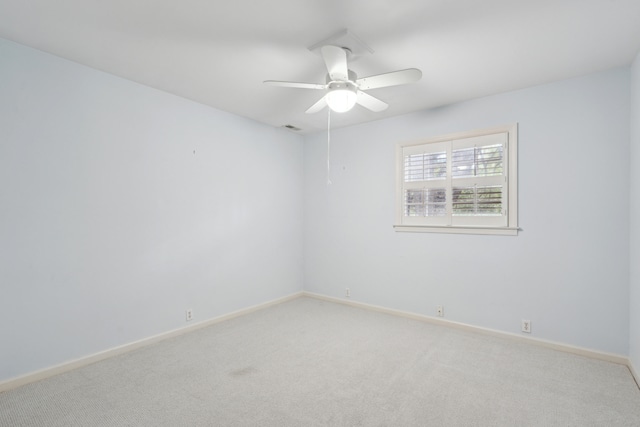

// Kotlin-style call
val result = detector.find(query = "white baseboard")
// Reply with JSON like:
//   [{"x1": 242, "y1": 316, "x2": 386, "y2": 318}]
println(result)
[
  {"x1": 0, "y1": 291, "x2": 303, "y2": 393},
  {"x1": 303, "y1": 291, "x2": 630, "y2": 366},
  {"x1": 4, "y1": 291, "x2": 636, "y2": 394},
  {"x1": 629, "y1": 361, "x2": 640, "y2": 390}
]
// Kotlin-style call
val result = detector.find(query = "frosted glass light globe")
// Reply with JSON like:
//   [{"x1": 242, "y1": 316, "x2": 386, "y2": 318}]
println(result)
[{"x1": 326, "y1": 86, "x2": 357, "y2": 113}]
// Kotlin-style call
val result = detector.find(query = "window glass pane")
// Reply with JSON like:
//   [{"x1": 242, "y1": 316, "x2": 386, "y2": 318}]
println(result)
[
  {"x1": 404, "y1": 188, "x2": 446, "y2": 217},
  {"x1": 451, "y1": 147, "x2": 474, "y2": 178},
  {"x1": 404, "y1": 151, "x2": 446, "y2": 182},
  {"x1": 452, "y1": 186, "x2": 502, "y2": 216},
  {"x1": 452, "y1": 144, "x2": 502, "y2": 178}
]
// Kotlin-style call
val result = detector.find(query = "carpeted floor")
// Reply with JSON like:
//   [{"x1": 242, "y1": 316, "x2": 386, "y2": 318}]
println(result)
[{"x1": 1, "y1": 296, "x2": 639, "y2": 426}]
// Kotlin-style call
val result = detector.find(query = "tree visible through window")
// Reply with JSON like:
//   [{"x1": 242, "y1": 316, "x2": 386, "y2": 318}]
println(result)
[{"x1": 395, "y1": 125, "x2": 518, "y2": 235}]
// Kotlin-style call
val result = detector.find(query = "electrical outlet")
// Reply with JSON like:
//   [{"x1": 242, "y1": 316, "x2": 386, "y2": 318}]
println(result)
[
  {"x1": 436, "y1": 305, "x2": 444, "y2": 317},
  {"x1": 345, "y1": 288, "x2": 351, "y2": 298},
  {"x1": 521, "y1": 319, "x2": 531, "y2": 333},
  {"x1": 186, "y1": 309, "x2": 193, "y2": 322}
]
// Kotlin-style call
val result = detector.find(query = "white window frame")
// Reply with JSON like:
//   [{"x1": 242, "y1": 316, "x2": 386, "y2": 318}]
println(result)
[{"x1": 394, "y1": 124, "x2": 518, "y2": 236}]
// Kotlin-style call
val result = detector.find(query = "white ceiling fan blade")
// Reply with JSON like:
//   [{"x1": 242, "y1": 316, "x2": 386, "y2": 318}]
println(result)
[
  {"x1": 356, "y1": 91, "x2": 388, "y2": 112},
  {"x1": 321, "y1": 45, "x2": 349, "y2": 81},
  {"x1": 264, "y1": 80, "x2": 325, "y2": 90},
  {"x1": 305, "y1": 96, "x2": 328, "y2": 114},
  {"x1": 356, "y1": 68, "x2": 422, "y2": 90}
]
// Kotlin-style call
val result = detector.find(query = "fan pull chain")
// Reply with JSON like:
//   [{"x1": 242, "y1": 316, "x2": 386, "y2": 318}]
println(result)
[{"x1": 327, "y1": 108, "x2": 332, "y2": 185}]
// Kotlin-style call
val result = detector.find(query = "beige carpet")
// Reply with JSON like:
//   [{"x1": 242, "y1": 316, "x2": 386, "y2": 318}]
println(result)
[{"x1": 1, "y1": 297, "x2": 639, "y2": 426}]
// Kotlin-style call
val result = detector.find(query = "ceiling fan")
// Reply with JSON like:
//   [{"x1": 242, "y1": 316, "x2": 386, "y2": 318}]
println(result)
[{"x1": 264, "y1": 45, "x2": 422, "y2": 114}]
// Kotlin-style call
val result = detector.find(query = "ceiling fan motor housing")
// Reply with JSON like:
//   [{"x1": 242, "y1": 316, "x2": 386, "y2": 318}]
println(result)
[
  {"x1": 326, "y1": 80, "x2": 357, "y2": 93},
  {"x1": 326, "y1": 70, "x2": 358, "y2": 84}
]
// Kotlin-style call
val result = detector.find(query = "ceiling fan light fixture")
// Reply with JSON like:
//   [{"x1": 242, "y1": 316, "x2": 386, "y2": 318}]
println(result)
[
  {"x1": 265, "y1": 44, "x2": 421, "y2": 115},
  {"x1": 326, "y1": 81, "x2": 357, "y2": 113}
]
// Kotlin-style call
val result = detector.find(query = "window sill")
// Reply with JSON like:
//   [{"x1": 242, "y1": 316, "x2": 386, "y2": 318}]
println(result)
[{"x1": 393, "y1": 224, "x2": 519, "y2": 236}]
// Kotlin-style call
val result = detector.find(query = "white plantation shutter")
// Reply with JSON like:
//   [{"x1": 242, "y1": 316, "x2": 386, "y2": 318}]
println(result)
[
  {"x1": 404, "y1": 151, "x2": 447, "y2": 181},
  {"x1": 452, "y1": 185, "x2": 503, "y2": 215},
  {"x1": 450, "y1": 132, "x2": 507, "y2": 227},
  {"x1": 401, "y1": 142, "x2": 450, "y2": 226},
  {"x1": 396, "y1": 125, "x2": 517, "y2": 234},
  {"x1": 405, "y1": 188, "x2": 447, "y2": 217}
]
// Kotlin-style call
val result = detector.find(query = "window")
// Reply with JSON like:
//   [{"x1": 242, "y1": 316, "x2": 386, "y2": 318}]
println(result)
[{"x1": 395, "y1": 124, "x2": 518, "y2": 235}]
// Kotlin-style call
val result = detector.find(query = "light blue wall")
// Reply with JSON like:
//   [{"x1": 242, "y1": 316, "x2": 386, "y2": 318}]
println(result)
[
  {"x1": 630, "y1": 51, "x2": 640, "y2": 372},
  {"x1": 0, "y1": 39, "x2": 304, "y2": 382},
  {"x1": 304, "y1": 68, "x2": 631, "y2": 355}
]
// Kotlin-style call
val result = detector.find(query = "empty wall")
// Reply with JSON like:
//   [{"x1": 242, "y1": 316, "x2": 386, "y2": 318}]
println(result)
[
  {"x1": 303, "y1": 68, "x2": 631, "y2": 355},
  {"x1": 0, "y1": 39, "x2": 304, "y2": 382},
  {"x1": 630, "y1": 51, "x2": 640, "y2": 372}
]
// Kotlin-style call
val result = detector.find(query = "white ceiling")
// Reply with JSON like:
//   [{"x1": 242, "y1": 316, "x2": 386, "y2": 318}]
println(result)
[{"x1": 2, "y1": 0, "x2": 640, "y2": 134}]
